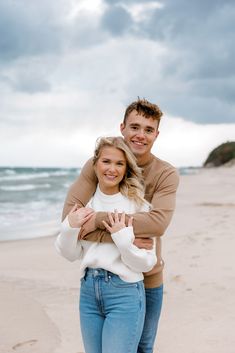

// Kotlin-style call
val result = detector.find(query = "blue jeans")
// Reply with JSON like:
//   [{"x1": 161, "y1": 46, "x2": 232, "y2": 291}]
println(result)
[
  {"x1": 79, "y1": 268, "x2": 146, "y2": 353},
  {"x1": 137, "y1": 285, "x2": 163, "y2": 353}
]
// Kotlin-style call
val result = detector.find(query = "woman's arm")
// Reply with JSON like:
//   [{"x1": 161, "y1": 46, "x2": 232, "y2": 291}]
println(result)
[
  {"x1": 55, "y1": 217, "x2": 82, "y2": 262},
  {"x1": 103, "y1": 212, "x2": 157, "y2": 272},
  {"x1": 55, "y1": 205, "x2": 94, "y2": 261},
  {"x1": 112, "y1": 228, "x2": 157, "y2": 272}
]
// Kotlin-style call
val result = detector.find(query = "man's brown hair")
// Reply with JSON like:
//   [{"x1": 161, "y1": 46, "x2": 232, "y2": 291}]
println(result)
[{"x1": 123, "y1": 98, "x2": 163, "y2": 125}]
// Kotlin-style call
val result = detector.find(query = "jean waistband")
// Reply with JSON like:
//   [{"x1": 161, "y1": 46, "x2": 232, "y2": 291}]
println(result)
[{"x1": 85, "y1": 268, "x2": 114, "y2": 279}]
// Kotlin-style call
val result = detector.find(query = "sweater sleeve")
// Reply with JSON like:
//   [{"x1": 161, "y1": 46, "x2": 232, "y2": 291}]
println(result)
[
  {"x1": 111, "y1": 227, "x2": 157, "y2": 272},
  {"x1": 62, "y1": 158, "x2": 97, "y2": 221},
  {"x1": 54, "y1": 217, "x2": 83, "y2": 261}
]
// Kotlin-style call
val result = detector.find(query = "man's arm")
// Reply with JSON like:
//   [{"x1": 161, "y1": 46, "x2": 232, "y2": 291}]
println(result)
[
  {"x1": 82, "y1": 167, "x2": 179, "y2": 240},
  {"x1": 62, "y1": 158, "x2": 97, "y2": 221},
  {"x1": 132, "y1": 167, "x2": 180, "y2": 237}
]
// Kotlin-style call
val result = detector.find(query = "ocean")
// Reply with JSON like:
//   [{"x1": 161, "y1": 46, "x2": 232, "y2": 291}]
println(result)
[
  {"x1": 0, "y1": 167, "x2": 80, "y2": 241},
  {"x1": 0, "y1": 166, "x2": 198, "y2": 242}
]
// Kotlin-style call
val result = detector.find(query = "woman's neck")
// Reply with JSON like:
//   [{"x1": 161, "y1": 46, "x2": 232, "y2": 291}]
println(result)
[{"x1": 98, "y1": 183, "x2": 120, "y2": 195}]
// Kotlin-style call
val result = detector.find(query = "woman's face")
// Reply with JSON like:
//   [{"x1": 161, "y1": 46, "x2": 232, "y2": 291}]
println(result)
[{"x1": 95, "y1": 146, "x2": 127, "y2": 195}]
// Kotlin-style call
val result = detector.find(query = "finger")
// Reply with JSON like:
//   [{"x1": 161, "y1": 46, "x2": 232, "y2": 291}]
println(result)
[
  {"x1": 108, "y1": 212, "x2": 115, "y2": 226},
  {"x1": 121, "y1": 212, "x2": 126, "y2": 223},
  {"x1": 79, "y1": 212, "x2": 93, "y2": 226},
  {"x1": 84, "y1": 212, "x2": 94, "y2": 221},
  {"x1": 128, "y1": 216, "x2": 133, "y2": 227},
  {"x1": 102, "y1": 220, "x2": 111, "y2": 232},
  {"x1": 84, "y1": 208, "x2": 94, "y2": 216},
  {"x1": 114, "y1": 209, "x2": 119, "y2": 222},
  {"x1": 86, "y1": 207, "x2": 94, "y2": 213}
]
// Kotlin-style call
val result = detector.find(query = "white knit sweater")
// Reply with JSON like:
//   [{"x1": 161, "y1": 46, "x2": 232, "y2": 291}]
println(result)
[{"x1": 55, "y1": 186, "x2": 157, "y2": 282}]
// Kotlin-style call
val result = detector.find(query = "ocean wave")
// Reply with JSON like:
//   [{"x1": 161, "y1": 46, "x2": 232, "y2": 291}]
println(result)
[
  {"x1": 50, "y1": 170, "x2": 70, "y2": 176},
  {"x1": 3, "y1": 169, "x2": 17, "y2": 175},
  {"x1": 0, "y1": 172, "x2": 51, "y2": 181},
  {"x1": 0, "y1": 169, "x2": 79, "y2": 181},
  {"x1": 0, "y1": 183, "x2": 51, "y2": 191}
]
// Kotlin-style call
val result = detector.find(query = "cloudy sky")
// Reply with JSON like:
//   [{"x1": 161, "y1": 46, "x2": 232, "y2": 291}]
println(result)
[{"x1": 0, "y1": 0, "x2": 235, "y2": 168}]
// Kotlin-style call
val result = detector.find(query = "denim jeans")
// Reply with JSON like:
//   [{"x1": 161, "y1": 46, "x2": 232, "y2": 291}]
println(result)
[
  {"x1": 79, "y1": 268, "x2": 146, "y2": 353},
  {"x1": 137, "y1": 285, "x2": 163, "y2": 353}
]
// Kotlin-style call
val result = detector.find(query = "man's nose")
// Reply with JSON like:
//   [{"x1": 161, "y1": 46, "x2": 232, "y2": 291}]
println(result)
[{"x1": 136, "y1": 129, "x2": 145, "y2": 138}]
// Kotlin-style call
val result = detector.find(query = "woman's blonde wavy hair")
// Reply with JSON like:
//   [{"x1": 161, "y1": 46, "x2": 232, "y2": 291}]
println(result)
[{"x1": 93, "y1": 136, "x2": 146, "y2": 206}]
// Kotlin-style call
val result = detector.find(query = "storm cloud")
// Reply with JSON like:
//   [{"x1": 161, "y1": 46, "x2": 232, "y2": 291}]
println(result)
[{"x1": 0, "y1": 0, "x2": 235, "y2": 167}]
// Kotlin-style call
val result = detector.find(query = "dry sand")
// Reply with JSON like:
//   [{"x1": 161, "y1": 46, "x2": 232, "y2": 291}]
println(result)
[{"x1": 0, "y1": 166, "x2": 235, "y2": 353}]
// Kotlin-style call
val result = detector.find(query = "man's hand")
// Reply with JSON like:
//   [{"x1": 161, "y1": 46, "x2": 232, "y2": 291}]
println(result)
[
  {"x1": 133, "y1": 237, "x2": 154, "y2": 250},
  {"x1": 79, "y1": 213, "x2": 97, "y2": 239}
]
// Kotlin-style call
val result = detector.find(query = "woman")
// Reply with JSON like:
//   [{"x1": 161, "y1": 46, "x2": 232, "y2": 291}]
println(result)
[{"x1": 55, "y1": 136, "x2": 156, "y2": 353}]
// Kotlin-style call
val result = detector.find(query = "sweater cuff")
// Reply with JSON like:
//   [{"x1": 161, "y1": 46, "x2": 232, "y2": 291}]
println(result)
[
  {"x1": 61, "y1": 217, "x2": 81, "y2": 236},
  {"x1": 111, "y1": 227, "x2": 134, "y2": 248}
]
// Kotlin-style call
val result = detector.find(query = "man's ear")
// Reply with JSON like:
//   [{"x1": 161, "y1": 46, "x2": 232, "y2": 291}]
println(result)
[
  {"x1": 153, "y1": 130, "x2": 159, "y2": 142},
  {"x1": 120, "y1": 122, "x2": 125, "y2": 135}
]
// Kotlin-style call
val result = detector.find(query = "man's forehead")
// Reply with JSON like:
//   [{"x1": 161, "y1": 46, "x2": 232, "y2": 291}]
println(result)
[{"x1": 126, "y1": 112, "x2": 158, "y2": 128}]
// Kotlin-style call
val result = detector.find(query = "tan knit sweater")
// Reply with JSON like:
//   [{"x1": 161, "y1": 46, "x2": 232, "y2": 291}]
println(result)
[{"x1": 62, "y1": 153, "x2": 179, "y2": 288}]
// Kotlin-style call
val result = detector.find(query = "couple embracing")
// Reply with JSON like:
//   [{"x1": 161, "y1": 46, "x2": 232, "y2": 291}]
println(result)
[{"x1": 55, "y1": 98, "x2": 179, "y2": 353}]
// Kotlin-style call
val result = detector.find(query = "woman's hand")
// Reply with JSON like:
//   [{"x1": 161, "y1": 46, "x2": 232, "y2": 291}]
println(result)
[
  {"x1": 68, "y1": 204, "x2": 94, "y2": 228},
  {"x1": 102, "y1": 210, "x2": 133, "y2": 234}
]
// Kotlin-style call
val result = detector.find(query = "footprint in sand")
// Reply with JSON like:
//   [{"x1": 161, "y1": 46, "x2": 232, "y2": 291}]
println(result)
[
  {"x1": 171, "y1": 274, "x2": 182, "y2": 282},
  {"x1": 12, "y1": 339, "x2": 38, "y2": 350}
]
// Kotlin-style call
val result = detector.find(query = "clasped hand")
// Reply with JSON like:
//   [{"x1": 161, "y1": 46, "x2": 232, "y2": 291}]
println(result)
[
  {"x1": 102, "y1": 210, "x2": 133, "y2": 234},
  {"x1": 68, "y1": 204, "x2": 94, "y2": 228}
]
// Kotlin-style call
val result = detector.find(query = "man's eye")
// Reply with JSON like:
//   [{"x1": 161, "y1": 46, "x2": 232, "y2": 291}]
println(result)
[{"x1": 146, "y1": 129, "x2": 153, "y2": 134}]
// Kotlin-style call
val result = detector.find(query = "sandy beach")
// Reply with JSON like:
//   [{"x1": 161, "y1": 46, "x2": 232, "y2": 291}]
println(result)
[{"x1": 0, "y1": 166, "x2": 235, "y2": 353}]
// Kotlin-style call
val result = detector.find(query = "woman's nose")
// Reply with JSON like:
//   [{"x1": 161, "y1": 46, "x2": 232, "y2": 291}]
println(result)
[{"x1": 108, "y1": 164, "x2": 116, "y2": 172}]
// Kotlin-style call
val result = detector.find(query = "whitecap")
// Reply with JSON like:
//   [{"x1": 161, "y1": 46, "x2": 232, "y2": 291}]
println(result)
[
  {"x1": 0, "y1": 172, "x2": 50, "y2": 181},
  {"x1": 0, "y1": 184, "x2": 51, "y2": 191}
]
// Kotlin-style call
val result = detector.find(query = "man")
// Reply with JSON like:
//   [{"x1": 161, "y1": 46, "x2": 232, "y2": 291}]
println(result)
[{"x1": 62, "y1": 98, "x2": 179, "y2": 353}]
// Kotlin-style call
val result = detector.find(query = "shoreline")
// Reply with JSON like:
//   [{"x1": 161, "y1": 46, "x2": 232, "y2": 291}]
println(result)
[{"x1": 0, "y1": 166, "x2": 235, "y2": 353}]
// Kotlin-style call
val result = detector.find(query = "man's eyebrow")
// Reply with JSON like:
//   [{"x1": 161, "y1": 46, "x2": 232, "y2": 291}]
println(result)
[{"x1": 129, "y1": 123, "x2": 155, "y2": 130}]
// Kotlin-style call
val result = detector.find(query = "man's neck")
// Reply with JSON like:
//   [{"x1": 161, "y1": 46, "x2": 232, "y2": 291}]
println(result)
[{"x1": 136, "y1": 153, "x2": 153, "y2": 167}]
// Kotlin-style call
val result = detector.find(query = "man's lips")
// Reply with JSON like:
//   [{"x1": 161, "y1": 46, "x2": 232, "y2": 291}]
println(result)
[{"x1": 131, "y1": 140, "x2": 146, "y2": 146}]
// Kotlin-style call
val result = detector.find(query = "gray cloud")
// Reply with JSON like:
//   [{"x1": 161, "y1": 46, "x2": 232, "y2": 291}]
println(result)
[
  {"x1": 101, "y1": 5, "x2": 133, "y2": 35},
  {"x1": 118, "y1": 0, "x2": 235, "y2": 123},
  {"x1": 11, "y1": 75, "x2": 51, "y2": 94},
  {"x1": 0, "y1": 0, "x2": 234, "y2": 124},
  {"x1": 0, "y1": 0, "x2": 62, "y2": 62}
]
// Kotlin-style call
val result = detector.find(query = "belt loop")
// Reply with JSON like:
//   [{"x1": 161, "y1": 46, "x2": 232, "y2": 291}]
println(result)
[
  {"x1": 84, "y1": 268, "x2": 88, "y2": 281},
  {"x1": 104, "y1": 270, "x2": 108, "y2": 282}
]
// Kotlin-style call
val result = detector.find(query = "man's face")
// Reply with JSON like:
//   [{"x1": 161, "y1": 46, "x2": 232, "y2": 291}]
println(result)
[{"x1": 120, "y1": 110, "x2": 159, "y2": 164}]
